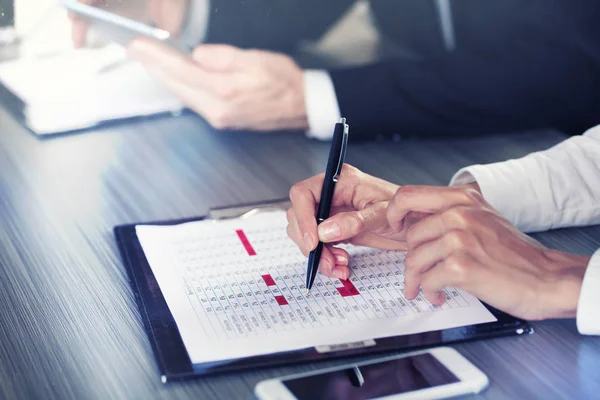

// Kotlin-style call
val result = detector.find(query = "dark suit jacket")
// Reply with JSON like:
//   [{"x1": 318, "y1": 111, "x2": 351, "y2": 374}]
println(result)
[{"x1": 203, "y1": 0, "x2": 600, "y2": 139}]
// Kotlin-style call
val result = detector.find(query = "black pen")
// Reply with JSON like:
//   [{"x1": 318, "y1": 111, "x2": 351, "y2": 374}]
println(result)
[{"x1": 306, "y1": 117, "x2": 349, "y2": 294}]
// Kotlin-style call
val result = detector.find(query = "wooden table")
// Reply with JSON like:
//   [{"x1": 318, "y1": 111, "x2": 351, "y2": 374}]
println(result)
[{"x1": 1, "y1": 107, "x2": 599, "y2": 400}]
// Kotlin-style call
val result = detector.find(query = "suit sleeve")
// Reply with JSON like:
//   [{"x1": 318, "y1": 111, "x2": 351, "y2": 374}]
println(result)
[
  {"x1": 201, "y1": 0, "x2": 354, "y2": 53},
  {"x1": 329, "y1": 44, "x2": 600, "y2": 140}
]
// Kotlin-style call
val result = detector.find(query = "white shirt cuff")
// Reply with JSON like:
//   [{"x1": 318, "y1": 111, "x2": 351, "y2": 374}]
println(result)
[
  {"x1": 577, "y1": 249, "x2": 600, "y2": 335},
  {"x1": 303, "y1": 69, "x2": 341, "y2": 141},
  {"x1": 450, "y1": 163, "x2": 553, "y2": 233}
]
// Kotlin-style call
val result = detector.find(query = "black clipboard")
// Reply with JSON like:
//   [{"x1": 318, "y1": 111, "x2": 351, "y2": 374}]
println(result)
[{"x1": 114, "y1": 199, "x2": 533, "y2": 383}]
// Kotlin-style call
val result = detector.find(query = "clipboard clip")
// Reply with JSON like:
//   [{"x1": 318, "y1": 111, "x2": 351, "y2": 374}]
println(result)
[
  {"x1": 208, "y1": 198, "x2": 291, "y2": 220},
  {"x1": 333, "y1": 118, "x2": 349, "y2": 182}
]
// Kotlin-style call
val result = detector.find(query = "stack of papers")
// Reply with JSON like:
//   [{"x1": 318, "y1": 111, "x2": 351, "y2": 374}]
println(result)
[{"x1": 0, "y1": 44, "x2": 183, "y2": 134}]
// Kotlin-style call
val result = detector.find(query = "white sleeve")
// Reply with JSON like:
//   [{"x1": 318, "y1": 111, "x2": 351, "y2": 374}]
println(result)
[
  {"x1": 577, "y1": 249, "x2": 600, "y2": 335},
  {"x1": 179, "y1": 0, "x2": 210, "y2": 49},
  {"x1": 303, "y1": 70, "x2": 342, "y2": 141},
  {"x1": 450, "y1": 125, "x2": 600, "y2": 233}
]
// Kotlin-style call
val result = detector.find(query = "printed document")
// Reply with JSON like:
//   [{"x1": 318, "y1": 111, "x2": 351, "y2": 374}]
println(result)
[{"x1": 136, "y1": 211, "x2": 496, "y2": 364}]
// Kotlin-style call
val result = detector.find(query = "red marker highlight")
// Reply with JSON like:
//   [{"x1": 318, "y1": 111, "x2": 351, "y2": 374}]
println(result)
[
  {"x1": 275, "y1": 295, "x2": 288, "y2": 306},
  {"x1": 236, "y1": 229, "x2": 256, "y2": 256},
  {"x1": 261, "y1": 274, "x2": 276, "y2": 286},
  {"x1": 340, "y1": 279, "x2": 360, "y2": 296}
]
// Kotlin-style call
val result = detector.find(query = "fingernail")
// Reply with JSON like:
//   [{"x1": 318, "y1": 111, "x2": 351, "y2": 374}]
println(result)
[
  {"x1": 333, "y1": 267, "x2": 350, "y2": 280},
  {"x1": 318, "y1": 222, "x2": 341, "y2": 241},
  {"x1": 335, "y1": 254, "x2": 348, "y2": 266},
  {"x1": 303, "y1": 232, "x2": 314, "y2": 250}
]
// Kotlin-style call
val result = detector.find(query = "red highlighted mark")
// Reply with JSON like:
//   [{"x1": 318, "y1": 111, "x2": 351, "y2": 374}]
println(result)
[
  {"x1": 275, "y1": 296, "x2": 288, "y2": 306},
  {"x1": 338, "y1": 279, "x2": 360, "y2": 297},
  {"x1": 261, "y1": 274, "x2": 276, "y2": 286},
  {"x1": 236, "y1": 229, "x2": 256, "y2": 256}
]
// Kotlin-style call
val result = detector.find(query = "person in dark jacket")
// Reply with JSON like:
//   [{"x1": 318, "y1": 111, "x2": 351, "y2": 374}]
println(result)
[{"x1": 74, "y1": 0, "x2": 600, "y2": 140}]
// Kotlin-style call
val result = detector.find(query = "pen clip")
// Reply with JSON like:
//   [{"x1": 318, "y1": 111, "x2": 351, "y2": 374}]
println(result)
[{"x1": 333, "y1": 121, "x2": 349, "y2": 182}]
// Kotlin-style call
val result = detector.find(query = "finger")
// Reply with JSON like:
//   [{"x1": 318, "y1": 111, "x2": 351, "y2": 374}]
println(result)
[
  {"x1": 402, "y1": 211, "x2": 432, "y2": 232},
  {"x1": 406, "y1": 206, "x2": 481, "y2": 249},
  {"x1": 288, "y1": 222, "x2": 343, "y2": 280},
  {"x1": 403, "y1": 235, "x2": 449, "y2": 298},
  {"x1": 329, "y1": 246, "x2": 350, "y2": 267},
  {"x1": 286, "y1": 207, "x2": 314, "y2": 256},
  {"x1": 72, "y1": 18, "x2": 89, "y2": 48},
  {"x1": 128, "y1": 38, "x2": 232, "y2": 95},
  {"x1": 427, "y1": 290, "x2": 447, "y2": 307},
  {"x1": 402, "y1": 271, "x2": 421, "y2": 300},
  {"x1": 405, "y1": 234, "x2": 451, "y2": 274},
  {"x1": 289, "y1": 174, "x2": 325, "y2": 252},
  {"x1": 330, "y1": 247, "x2": 351, "y2": 280},
  {"x1": 317, "y1": 245, "x2": 336, "y2": 279},
  {"x1": 286, "y1": 212, "x2": 305, "y2": 255},
  {"x1": 192, "y1": 44, "x2": 247, "y2": 72},
  {"x1": 387, "y1": 185, "x2": 482, "y2": 232},
  {"x1": 287, "y1": 210, "x2": 349, "y2": 280},
  {"x1": 142, "y1": 64, "x2": 229, "y2": 121},
  {"x1": 419, "y1": 252, "x2": 481, "y2": 305},
  {"x1": 317, "y1": 201, "x2": 390, "y2": 243}
]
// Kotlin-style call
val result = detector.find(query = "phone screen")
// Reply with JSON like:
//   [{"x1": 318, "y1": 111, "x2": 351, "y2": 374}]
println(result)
[
  {"x1": 75, "y1": 0, "x2": 185, "y2": 34},
  {"x1": 70, "y1": 0, "x2": 191, "y2": 51},
  {"x1": 282, "y1": 353, "x2": 460, "y2": 400}
]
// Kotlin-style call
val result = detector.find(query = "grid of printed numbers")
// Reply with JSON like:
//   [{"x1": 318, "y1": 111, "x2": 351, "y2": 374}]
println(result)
[{"x1": 173, "y1": 224, "x2": 471, "y2": 340}]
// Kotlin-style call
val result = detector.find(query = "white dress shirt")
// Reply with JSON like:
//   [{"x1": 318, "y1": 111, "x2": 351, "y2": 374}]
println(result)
[{"x1": 449, "y1": 125, "x2": 600, "y2": 335}]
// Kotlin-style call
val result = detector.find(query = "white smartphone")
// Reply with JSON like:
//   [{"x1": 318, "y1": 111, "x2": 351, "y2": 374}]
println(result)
[
  {"x1": 60, "y1": 0, "x2": 191, "y2": 53},
  {"x1": 255, "y1": 347, "x2": 488, "y2": 400}
]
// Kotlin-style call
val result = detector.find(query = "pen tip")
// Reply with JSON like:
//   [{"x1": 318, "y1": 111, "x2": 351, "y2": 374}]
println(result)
[{"x1": 305, "y1": 289, "x2": 310, "y2": 295}]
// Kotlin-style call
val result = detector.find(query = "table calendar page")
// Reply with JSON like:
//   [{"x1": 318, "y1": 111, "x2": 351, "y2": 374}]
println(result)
[{"x1": 136, "y1": 211, "x2": 496, "y2": 364}]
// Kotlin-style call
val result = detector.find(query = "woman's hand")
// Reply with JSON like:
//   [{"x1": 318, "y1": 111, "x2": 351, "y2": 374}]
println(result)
[
  {"x1": 387, "y1": 184, "x2": 590, "y2": 320},
  {"x1": 286, "y1": 164, "x2": 405, "y2": 280}
]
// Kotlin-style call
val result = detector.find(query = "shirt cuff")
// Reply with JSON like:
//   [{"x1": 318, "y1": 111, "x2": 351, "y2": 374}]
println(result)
[
  {"x1": 179, "y1": 0, "x2": 210, "y2": 50},
  {"x1": 577, "y1": 249, "x2": 600, "y2": 335},
  {"x1": 450, "y1": 163, "x2": 553, "y2": 233},
  {"x1": 303, "y1": 69, "x2": 342, "y2": 141}
]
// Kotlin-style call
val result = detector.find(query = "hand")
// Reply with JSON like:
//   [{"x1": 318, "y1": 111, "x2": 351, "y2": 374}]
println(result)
[
  {"x1": 128, "y1": 39, "x2": 309, "y2": 131},
  {"x1": 387, "y1": 184, "x2": 591, "y2": 320},
  {"x1": 286, "y1": 164, "x2": 406, "y2": 280},
  {"x1": 70, "y1": 0, "x2": 187, "y2": 48}
]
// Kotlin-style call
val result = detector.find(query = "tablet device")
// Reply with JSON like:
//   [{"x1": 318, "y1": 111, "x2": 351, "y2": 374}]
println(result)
[{"x1": 61, "y1": 0, "x2": 191, "y2": 53}]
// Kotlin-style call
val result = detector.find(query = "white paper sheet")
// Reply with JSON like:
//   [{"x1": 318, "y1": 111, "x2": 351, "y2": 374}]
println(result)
[
  {"x1": 136, "y1": 211, "x2": 496, "y2": 364},
  {"x1": 0, "y1": 44, "x2": 183, "y2": 134}
]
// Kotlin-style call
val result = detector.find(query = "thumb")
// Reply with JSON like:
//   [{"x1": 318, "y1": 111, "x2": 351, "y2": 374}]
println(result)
[
  {"x1": 317, "y1": 202, "x2": 389, "y2": 243},
  {"x1": 192, "y1": 44, "x2": 244, "y2": 71}
]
